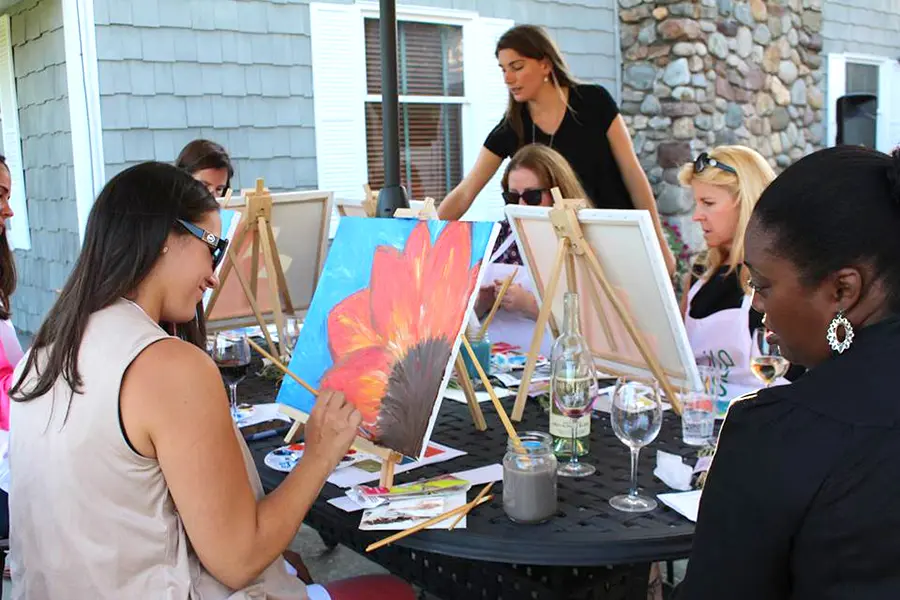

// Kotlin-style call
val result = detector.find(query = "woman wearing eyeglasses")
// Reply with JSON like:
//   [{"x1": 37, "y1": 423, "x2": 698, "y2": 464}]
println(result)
[
  {"x1": 8, "y1": 163, "x2": 414, "y2": 600},
  {"x1": 437, "y1": 24, "x2": 676, "y2": 276},
  {"x1": 473, "y1": 144, "x2": 588, "y2": 354},
  {"x1": 678, "y1": 146, "x2": 792, "y2": 405}
]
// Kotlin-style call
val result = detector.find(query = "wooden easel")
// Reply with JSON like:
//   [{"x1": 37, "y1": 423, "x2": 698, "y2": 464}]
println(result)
[
  {"x1": 511, "y1": 189, "x2": 682, "y2": 421},
  {"x1": 361, "y1": 184, "x2": 378, "y2": 217},
  {"x1": 206, "y1": 178, "x2": 294, "y2": 359},
  {"x1": 392, "y1": 199, "x2": 487, "y2": 432}
]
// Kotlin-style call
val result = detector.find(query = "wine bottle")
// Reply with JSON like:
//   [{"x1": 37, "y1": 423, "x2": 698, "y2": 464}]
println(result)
[{"x1": 549, "y1": 291, "x2": 592, "y2": 458}]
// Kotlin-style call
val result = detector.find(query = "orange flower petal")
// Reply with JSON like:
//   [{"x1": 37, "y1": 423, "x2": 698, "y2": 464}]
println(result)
[
  {"x1": 327, "y1": 289, "x2": 382, "y2": 358},
  {"x1": 370, "y1": 246, "x2": 420, "y2": 358},
  {"x1": 319, "y1": 346, "x2": 393, "y2": 431},
  {"x1": 404, "y1": 221, "x2": 431, "y2": 293},
  {"x1": 421, "y1": 222, "x2": 476, "y2": 341}
]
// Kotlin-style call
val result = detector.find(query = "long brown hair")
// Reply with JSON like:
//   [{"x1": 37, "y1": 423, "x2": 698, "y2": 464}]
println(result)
[
  {"x1": 495, "y1": 25, "x2": 580, "y2": 147},
  {"x1": 11, "y1": 162, "x2": 219, "y2": 403},
  {"x1": 0, "y1": 157, "x2": 16, "y2": 321},
  {"x1": 501, "y1": 144, "x2": 590, "y2": 206},
  {"x1": 175, "y1": 139, "x2": 234, "y2": 194}
]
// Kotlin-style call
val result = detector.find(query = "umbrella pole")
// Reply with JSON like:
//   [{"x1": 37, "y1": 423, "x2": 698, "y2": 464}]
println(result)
[{"x1": 376, "y1": 0, "x2": 409, "y2": 217}]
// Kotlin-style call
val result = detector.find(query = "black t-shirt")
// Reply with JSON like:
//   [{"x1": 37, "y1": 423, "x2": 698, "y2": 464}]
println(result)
[{"x1": 483, "y1": 84, "x2": 633, "y2": 210}]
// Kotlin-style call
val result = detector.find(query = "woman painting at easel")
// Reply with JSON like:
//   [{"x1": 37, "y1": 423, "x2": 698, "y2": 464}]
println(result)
[
  {"x1": 474, "y1": 144, "x2": 588, "y2": 356},
  {"x1": 437, "y1": 24, "x2": 676, "y2": 276},
  {"x1": 176, "y1": 139, "x2": 234, "y2": 200}
]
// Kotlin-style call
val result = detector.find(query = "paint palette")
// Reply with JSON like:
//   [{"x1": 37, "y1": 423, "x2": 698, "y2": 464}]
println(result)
[{"x1": 263, "y1": 443, "x2": 375, "y2": 473}]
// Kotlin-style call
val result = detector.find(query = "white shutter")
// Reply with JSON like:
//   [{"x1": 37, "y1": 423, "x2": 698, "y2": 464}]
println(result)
[
  {"x1": 884, "y1": 60, "x2": 900, "y2": 154},
  {"x1": 0, "y1": 14, "x2": 30, "y2": 250},
  {"x1": 826, "y1": 53, "x2": 846, "y2": 149},
  {"x1": 461, "y1": 17, "x2": 513, "y2": 222},
  {"x1": 310, "y1": 3, "x2": 367, "y2": 236}
]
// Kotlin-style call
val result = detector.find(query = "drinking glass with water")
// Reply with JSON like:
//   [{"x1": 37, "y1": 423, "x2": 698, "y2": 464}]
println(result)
[{"x1": 681, "y1": 388, "x2": 715, "y2": 447}]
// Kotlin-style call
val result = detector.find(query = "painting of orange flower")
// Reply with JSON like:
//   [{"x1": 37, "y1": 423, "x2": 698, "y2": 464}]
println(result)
[{"x1": 277, "y1": 218, "x2": 498, "y2": 458}]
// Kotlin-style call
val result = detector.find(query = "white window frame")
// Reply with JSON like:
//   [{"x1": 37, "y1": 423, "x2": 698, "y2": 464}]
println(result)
[
  {"x1": 357, "y1": 2, "x2": 476, "y2": 201},
  {"x1": 62, "y1": 0, "x2": 105, "y2": 242},
  {"x1": 311, "y1": 2, "x2": 512, "y2": 234},
  {"x1": 826, "y1": 52, "x2": 896, "y2": 153},
  {"x1": 0, "y1": 13, "x2": 31, "y2": 250}
]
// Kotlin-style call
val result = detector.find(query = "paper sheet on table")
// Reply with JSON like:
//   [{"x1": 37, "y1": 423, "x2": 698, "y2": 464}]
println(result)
[
  {"x1": 658, "y1": 490, "x2": 702, "y2": 522},
  {"x1": 328, "y1": 464, "x2": 503, "y2": 513},
  {"x1": 359, "y1": 492, "x2": 469, "y2": 530},
  {"x1": 654, "y1": 450, "x2": 694, "y2": 491},
  {"x1": 443, "y1": 387, "x2": 512, "y2": 404},
  {"x1": 237, "y1": 403, "x2": 292, "y2": 428},
  {"x1": 593, "y1": 387, "x2": 672, "y2": 414},
  {"x1": 326, "y1": 442, "x2": 467, "y2": 488}
]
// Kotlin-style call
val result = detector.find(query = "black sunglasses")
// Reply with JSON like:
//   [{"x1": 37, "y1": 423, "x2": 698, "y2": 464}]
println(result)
[
  {"x1": 694, "y1": 152, "x2": 737, "y2": 175},
  {"x1": 502, "y1": 189, "x2": 548, "y2": 206},
  {"x1": 176, "y1": 219, "x2": 228, "y2": 269}
]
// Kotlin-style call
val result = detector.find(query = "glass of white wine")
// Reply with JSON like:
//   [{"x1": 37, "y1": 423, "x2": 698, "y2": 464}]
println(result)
[
  {"x1": 751, "y1": 328, "x2": 790, "y2": 388},
  {"x1": 610, "y1": 378, "x2": 663, "y2": 513}
]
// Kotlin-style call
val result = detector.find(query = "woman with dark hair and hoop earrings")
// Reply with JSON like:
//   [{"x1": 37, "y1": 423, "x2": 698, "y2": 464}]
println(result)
[
  {"x1": 437, "y1": 24, "x2": 676, "y2": 276},
  {"x1": 7, "y1": 163, "x2": 415, "y2": 600},
  {"x1": 676, "y1": 146, "x2": 900, "y2": 599},
  {"x1": 176, "y1": 139, "x2": 234, "y2": 199},
  {"x1": 0, "y1": 154, "x2": 22, "y2": 542}
]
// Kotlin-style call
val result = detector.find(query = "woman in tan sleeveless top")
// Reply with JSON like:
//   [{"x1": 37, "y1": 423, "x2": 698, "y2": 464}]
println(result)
[{"x1": 8, "y1": 163, "x2": 414, "y2": 600}]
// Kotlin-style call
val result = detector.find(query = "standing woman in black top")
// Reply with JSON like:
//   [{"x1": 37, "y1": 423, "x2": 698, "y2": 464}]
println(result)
[
  {"x1": 677, "y1": 146, "x2": 900, "y2": 599},
  {"x1": 437, "y1": 24, "x2": 676, "y2": 275}
]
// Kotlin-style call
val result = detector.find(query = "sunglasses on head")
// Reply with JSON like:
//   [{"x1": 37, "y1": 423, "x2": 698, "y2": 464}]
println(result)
[
  {"x1": 694, "y1": 152, "x2": 737, "y2": 175},
  {"x1": 176, "y1": 219, "x2": 228, "y2": 269},
  {"x1": 502, "y1": 189, "x2": 548, "y2": 206}
]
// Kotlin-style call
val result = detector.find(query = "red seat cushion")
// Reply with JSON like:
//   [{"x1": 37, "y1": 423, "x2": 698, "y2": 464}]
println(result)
[{"x1": 324, "y1": 574, "x2": 416, "y2": 600}]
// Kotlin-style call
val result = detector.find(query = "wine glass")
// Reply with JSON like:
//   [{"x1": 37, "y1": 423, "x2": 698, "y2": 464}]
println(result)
[
  {"x1": 282, "y1": 316, "x2": 302, "y2": 356},
  {"x1": 609, "y1": 378, "x2": 663, "y2": 513},
  {"x1": 551, "y1": 363, "x2": 597, "y2": 477},
  {"x1": 213, "y1": 332, "x2": 251, "y2": 420},
  {"x1": 751, "y1": 328, "x2": 790, "y2": 388}
]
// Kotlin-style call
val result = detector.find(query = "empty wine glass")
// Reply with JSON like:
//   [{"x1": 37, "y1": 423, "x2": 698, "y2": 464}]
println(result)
[
  {"x1": 610, "y1": 378, "x2": 663, "y2": 513},
  {"x1": 282, "y1": 316, "x2": 302, "y2": 356},
  {"x1": 213, "y1": 332, "x2": 251, "y2": 420},
  {"x1": 751, "y1": 328, "x2": 790, "y2": 388}
]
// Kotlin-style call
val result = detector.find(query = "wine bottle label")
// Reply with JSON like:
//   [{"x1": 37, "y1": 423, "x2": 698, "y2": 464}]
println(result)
[{"x1": 549, "y1": 411, "x2": 590, "y2": 437}]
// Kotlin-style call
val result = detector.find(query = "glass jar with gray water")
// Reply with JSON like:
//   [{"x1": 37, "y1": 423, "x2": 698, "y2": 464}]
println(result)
[{"x1": 502, "y1": 431, "x2": 558, "y2": 524}]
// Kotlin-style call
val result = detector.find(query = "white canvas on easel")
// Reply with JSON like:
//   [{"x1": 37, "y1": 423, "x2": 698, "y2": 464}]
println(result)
[
  {"x1": 506, "y1": 205, "x2": 701, "y2": 399},
  {"x1": 205, "y1": 189, "x2": 334, "y2": 332}
]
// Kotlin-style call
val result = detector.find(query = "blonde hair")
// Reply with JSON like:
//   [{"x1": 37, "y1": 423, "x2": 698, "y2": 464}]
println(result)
[
  {"x1": 495, "y1": 25, "x2": 580, "y2": 147},
  {"x1": 502, "y1": 144, "x2": 589, "y2": 204},
  {"x1": 678, "y1": 145, "x2": 775, "y2": 292}
]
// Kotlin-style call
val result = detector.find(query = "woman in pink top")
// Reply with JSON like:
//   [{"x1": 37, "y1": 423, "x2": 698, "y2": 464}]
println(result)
[
  {"x1": 9, "y1": 162, "x2": 413, "y2": 600},
  {"x1": 0, "y1": 154, "x2": 22, "y2": 541}
]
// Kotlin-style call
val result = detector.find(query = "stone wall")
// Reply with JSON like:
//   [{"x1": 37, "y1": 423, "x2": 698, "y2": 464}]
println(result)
[{"x1": 618, "y1": 0, "x2": 825, "y2": 252}]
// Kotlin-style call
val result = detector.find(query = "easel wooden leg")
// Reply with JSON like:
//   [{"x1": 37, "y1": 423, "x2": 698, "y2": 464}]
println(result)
[
  {"x1": 226, "y1": 244, "x2": 279, "y2": 357},
  {"x1": 580, "y1": 245, "x2": 682, "y2": 414},
  {"x1": 454, "y1": 355, "x2": 487, "y2": 431},
  {"x1": 258, "y1": 217, "x2": 287, "y2": 358},
  {"x1": 379, "y1": 452, "x2": 401, "y2": 488},
  {"x1": 512, "y1": 238, "x2": 568, "y2": 422},
  {"x1": 205, "y1": 221, "x2": 249, "y2": 317},
  {"x1": 250, "y1": 225, "x2": 261, "y2": 298},
  {"x1": 265, "y1": 219, "x2": 296, "y2": 315},
  {"x1": 284, "y1": 420, "x2": 303, "y2": 444}
]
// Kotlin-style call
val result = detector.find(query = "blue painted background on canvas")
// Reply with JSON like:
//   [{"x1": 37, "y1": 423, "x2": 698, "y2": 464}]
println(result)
[{"x1": 276, "y1": 217, "x2": 494, "y2": 415}]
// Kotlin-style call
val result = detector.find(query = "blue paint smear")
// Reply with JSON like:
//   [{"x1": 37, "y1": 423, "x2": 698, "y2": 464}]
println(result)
[{"x1": 277, "y1": 217, "x2": 495, "y2": 418}]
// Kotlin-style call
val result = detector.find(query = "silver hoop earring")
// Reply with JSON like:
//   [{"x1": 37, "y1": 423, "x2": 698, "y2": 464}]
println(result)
[{"x1": 826, "y1": 310, "x2": 854, "y2": 354}]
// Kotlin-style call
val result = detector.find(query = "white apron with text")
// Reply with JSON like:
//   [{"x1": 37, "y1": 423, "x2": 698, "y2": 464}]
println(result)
[{"x1": 684, "y1": 279, "x2": 788, "y2": 416}]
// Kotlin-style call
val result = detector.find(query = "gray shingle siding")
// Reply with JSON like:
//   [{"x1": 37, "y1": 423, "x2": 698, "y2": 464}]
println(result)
[
  {"x1": 8, "y1": 0, "x2": 77, "y2": 335},
  {"x1": 94, "y1": 0, "x2": 318, "y2": 192},
  {"x1": 823, "y1": 0, "x2": 900, "y2": 56}
]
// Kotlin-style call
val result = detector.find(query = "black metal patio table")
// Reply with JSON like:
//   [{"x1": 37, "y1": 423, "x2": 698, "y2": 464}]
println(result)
[{"x1": 243, "y1": 374, "x2": 697, "y2": 600}]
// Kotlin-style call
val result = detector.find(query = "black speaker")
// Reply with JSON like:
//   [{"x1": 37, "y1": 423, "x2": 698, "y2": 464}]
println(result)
[{"x1": 836, "y1": 93, "x2": 878, "y2": 148}]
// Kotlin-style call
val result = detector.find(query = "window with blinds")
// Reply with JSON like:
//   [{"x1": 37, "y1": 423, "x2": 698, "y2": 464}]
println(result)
[{"x1": 364, "y1": 19, "x2": 463, "y2": 200}]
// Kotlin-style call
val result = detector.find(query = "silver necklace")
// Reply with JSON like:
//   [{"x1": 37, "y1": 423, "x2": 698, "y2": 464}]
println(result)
[{"x1": 532, "y1": 121, "x2": 555, "y2": 149}]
